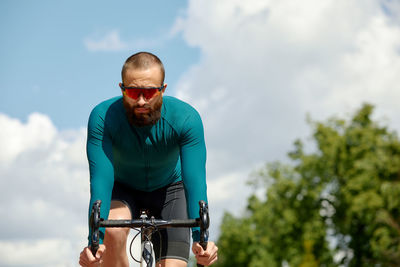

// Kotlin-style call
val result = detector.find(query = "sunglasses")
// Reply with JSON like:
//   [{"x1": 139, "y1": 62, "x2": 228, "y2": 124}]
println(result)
[{"x1": 120, "y1": 83, "x2": 165, "y2": 100}]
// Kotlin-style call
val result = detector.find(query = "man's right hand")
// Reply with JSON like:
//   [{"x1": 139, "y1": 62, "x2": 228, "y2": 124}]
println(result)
[{"x1": 79, "y1": 244, "x2": 106, "y2": 267}]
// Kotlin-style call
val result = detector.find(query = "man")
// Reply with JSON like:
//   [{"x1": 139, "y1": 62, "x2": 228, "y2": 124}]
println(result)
[{"x1": 79, "y1": 52, "x2": 218, "y2": 267}]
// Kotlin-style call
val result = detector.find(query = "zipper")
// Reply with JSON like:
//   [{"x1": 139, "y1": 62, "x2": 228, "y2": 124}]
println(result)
[
  {"x1": 145, "y1": 147, "x2": 149, "y2": 190},
  {"x1": 144, "y1": 136, "x2": 150, "y2": 190}
]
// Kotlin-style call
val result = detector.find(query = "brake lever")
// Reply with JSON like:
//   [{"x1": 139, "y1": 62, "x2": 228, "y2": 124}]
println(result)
[
  {"x1": 197, "y1": 200, "x2": 209, "y2": 267},
  {"x1": 90, "y1": 200, "x2": 102, "y2": 256}
]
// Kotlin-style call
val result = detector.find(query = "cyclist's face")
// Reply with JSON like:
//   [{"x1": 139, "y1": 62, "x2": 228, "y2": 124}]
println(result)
[{"x1": 122, "y1": 66, "x2": 166, "y2": 127}]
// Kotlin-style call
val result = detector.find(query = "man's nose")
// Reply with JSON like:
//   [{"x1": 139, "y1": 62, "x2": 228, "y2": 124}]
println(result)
[{"x1": 137, "y1": 94, "x2": 147, "y2": 106}]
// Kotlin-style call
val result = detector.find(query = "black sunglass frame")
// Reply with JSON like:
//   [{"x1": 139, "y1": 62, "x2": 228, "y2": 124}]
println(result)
[{"x1": 120, "y1": 83, "x2": 165, "y2": 91}]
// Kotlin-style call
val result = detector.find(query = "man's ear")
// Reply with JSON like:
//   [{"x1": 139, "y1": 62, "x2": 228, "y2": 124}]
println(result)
[
  {"x1": 162, "y1": 83, "x2": 167, "y2": 93},
  {"x1": 119, "y1": 83, "x2": 124, "y2": 92}
]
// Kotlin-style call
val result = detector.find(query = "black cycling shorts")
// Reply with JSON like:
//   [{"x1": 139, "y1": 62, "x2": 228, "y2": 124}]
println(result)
[{"x1": 111, "y1": 180, "x2": 190, "y2": 263}]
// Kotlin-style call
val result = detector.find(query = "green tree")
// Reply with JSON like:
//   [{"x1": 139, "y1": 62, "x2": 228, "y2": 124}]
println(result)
[{"x1": 215, "y1": 104, "x2": 400, "y2": 267}]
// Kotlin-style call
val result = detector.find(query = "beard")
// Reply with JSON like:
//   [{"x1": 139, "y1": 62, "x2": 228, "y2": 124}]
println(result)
[{"x1": 123, "y1": 95, "x2": 163, "y2": 127}]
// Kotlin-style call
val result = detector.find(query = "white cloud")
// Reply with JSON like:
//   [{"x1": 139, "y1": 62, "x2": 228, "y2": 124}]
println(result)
[
  {"x1": 0, "y1": 113, "x2": 89, "y2": 266},
  {"x1": 84, "y1": 30, "x2": 166, "y2": 52},
  {"x1": 0, "y1": 113, "x2": 57, "y2": 164},
  {"x1": 84, "y1": 30, "x2": 128, "y2": 52},
  {"x1": 173, "y1": 0, "x2": 400, "y2": 224},
  {"x1": 207, "y1": 168, "x2": 254, "y2": 238},
  {"x1": 0, "y1": 239, "x2": 77, "y2": 267}
]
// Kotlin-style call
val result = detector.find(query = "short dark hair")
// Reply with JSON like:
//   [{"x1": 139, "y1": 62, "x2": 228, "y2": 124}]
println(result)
[{"x1": 121, "y1": 52, "x2": 165, "y2": 85}]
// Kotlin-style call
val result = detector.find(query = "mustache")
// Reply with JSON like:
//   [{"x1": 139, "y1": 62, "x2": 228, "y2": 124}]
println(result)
[{"x1": 131, "y1": 103, "x2": 151, "y2": 110}]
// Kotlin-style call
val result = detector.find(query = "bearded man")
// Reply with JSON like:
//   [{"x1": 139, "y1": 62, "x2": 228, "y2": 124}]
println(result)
[{"x1": 78, "y1": 52, "x2": 218, "y2": 267}]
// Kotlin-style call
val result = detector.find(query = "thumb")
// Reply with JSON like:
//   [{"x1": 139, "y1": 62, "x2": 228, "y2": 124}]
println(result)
[
  {"x1": 193, "y1": 243, "x2": 205, "y2": 256},
  {"x1": 96, "y1": 245, "x2": 106, "y2": 259}
]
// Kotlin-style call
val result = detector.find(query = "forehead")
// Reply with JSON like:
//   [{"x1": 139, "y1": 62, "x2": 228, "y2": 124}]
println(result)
[{"x1": 123, "y1": 66, "x2": 163, "y2": 86}]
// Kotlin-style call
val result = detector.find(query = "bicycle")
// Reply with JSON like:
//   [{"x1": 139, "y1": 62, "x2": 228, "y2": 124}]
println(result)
[{"x1": 89, "y1": 200, "x2": 209, "y2": 267}]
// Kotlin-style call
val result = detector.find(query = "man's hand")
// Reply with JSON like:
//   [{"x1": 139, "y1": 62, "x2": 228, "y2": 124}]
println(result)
[
  {"x1": 192, "y1": 241, "x2": 218, "y2": 266},
  {"x1": 79, "y1": 244, "x2": 106, "y2": 267}
]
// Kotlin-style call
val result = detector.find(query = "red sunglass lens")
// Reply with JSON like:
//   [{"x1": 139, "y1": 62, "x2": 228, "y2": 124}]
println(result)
[
  {"x1": 125, "y1": 88, "x2": 158, "y2": 99},
  {"x1": 143, "y1": 89, "x2": 158, "y2": 99},
  {"x1": 125, "y1": 89, "x2": 140, "y2": 99}
]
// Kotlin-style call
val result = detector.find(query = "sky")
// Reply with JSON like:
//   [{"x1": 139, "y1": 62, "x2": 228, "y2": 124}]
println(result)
[{"x1": 1, "y1": 0, "x2": 400, "y2": 266}]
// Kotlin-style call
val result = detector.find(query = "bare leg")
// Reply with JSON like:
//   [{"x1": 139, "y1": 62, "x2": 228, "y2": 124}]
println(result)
[
  {"x1": 157, "y1": 259, "x2": 187, "y2": 267},
  {"x1": 101, "y1": 201, "x2": 132, "y2": 267}
]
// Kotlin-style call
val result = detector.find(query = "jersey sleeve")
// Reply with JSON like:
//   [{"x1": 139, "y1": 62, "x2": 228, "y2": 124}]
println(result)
[
  {"x1": 179, "y1": 109, "x2": 208, "y2": 242},
  {"x1": 86, "y1": 106, "x2": 115, "y2": 245}
]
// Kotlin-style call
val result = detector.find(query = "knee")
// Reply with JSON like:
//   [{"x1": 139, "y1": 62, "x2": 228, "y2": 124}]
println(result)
[{"x1": 104, "y1": 227, "x2": 130, "y2": 247}]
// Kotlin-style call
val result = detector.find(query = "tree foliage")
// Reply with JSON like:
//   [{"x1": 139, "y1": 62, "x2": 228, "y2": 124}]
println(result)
[{"x1": 215, "y1": 104, "x2": 400, "y2": 267}]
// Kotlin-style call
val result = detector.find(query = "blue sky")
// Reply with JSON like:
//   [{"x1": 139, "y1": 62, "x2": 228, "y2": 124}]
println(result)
[
  {"x1": 1, "y1": 0, "x2": 400, "y2": 266},
  {"x1": 1, "y1": 0, "x2": 199, "y2": 129}
]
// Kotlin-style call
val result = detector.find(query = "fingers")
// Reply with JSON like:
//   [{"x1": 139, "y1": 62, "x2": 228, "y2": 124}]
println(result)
[
  {"x1": 193, "y1": 242, "x2": 219, "y2": 266},
  {"x1": 79, "y1": 245, "x2": 106, "y2": 267},
  {"x1": 192, "y1": 242, "x2": 205, "y2": 256},
  {"x1": 79, "y1": 247, "x2": 94, "y2": 266}
]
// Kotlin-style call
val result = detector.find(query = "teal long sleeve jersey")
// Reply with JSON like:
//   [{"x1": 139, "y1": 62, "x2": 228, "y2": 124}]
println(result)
[{"x1": 86, "y1": 96, "x2": 208, "y2": 243}]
